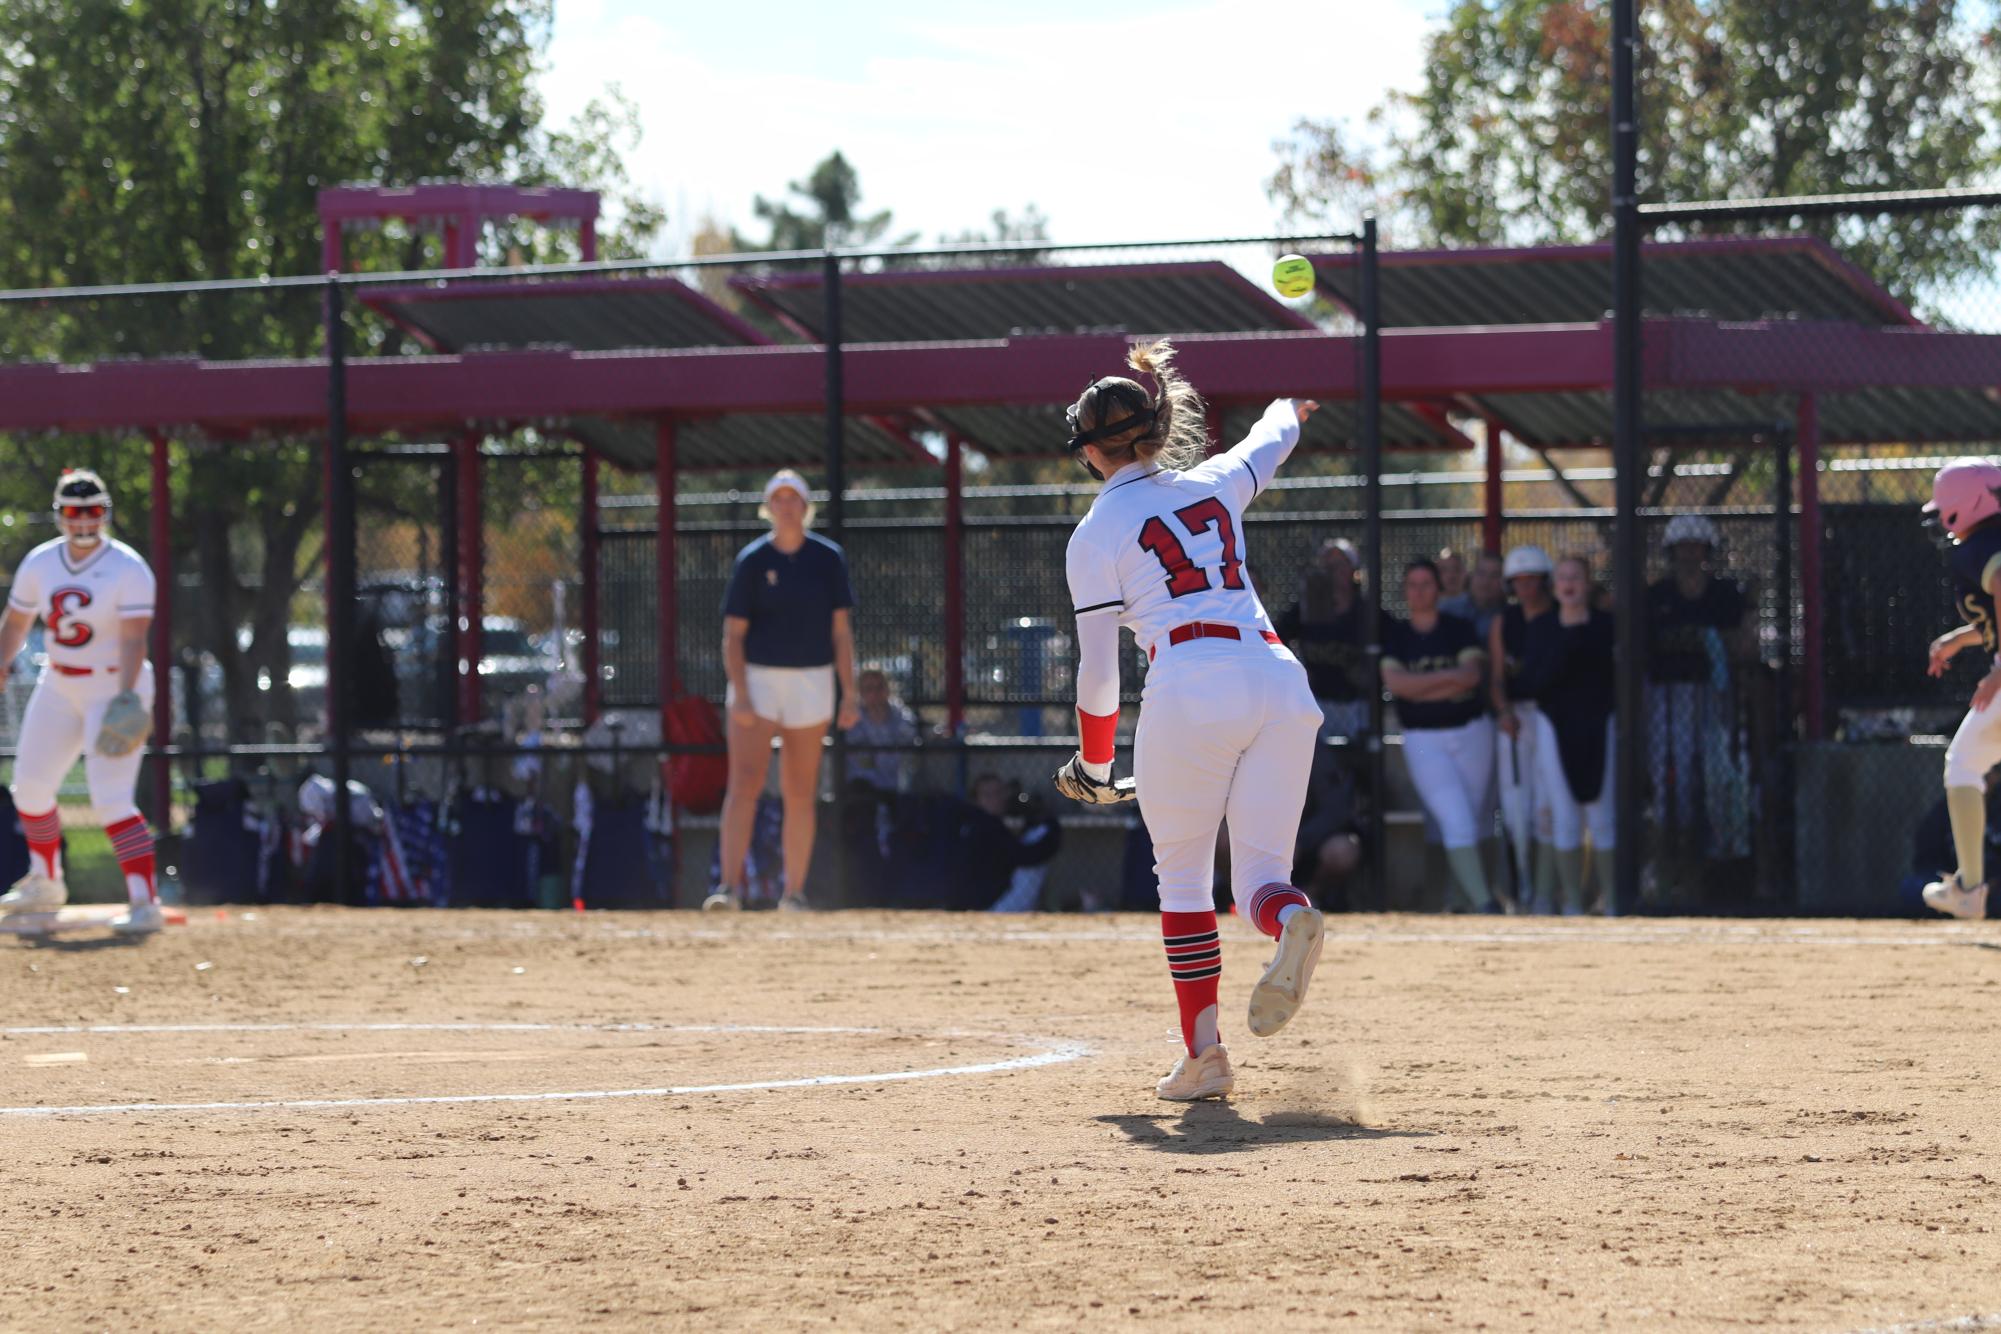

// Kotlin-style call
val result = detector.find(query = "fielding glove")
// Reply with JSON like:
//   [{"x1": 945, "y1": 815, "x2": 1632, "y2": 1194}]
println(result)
[
  {"x1": 1052, "y1": 752, "x2": 1136, "y2": 805},
  {"x1": 95, "y1": 689, "x2": 152, "y2": 758}
]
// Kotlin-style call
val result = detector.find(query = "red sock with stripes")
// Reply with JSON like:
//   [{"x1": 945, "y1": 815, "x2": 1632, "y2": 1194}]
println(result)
[
  {"x1": 105, "y1": 815, "x2": 156, "y2": 906},
  {"x1": 1245, "y1": 882, "x2": 1311, "y2": 941},
  {"x1": 1162, "y1": 910, "x2": 1222, "y2": 1057},
  {"x1": 19, "y1": 806, "x2": 61, "y2": 880}
]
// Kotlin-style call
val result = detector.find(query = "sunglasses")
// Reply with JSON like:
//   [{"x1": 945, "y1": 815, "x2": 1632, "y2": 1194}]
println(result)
[{"x1": 60, "y1": 504, "x2": 107, "y2": 520}]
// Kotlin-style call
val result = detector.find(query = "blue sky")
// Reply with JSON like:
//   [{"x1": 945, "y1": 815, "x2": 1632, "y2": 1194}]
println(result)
[{"x1": 541, "y1": 0, "x2": 1437, "y2": 254}]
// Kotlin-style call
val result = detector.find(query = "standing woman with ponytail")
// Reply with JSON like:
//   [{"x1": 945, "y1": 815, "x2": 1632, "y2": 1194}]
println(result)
[
  {"x1": 1538, "y1": 556, "x2": 1618, "y2": 914},
  {"x1": 1053, "y1": 339, "x2": 1325, "y2": 1102}
]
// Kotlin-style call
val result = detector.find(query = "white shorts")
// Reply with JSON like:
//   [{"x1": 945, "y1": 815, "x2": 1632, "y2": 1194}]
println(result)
[{"x1": 730, "y1": 664, "x2": 835, "y2": 729}]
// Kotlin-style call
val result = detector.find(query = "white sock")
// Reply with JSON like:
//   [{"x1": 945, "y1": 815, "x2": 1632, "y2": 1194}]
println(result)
[{"x1": 1276, "y1": 902, "x2": 1306, "y2": 929}]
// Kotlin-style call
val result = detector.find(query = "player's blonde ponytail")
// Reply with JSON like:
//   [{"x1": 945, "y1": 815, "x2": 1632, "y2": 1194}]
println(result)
[
  {"x1": 1125, "y1": 340, "x2": 1208, "y2": 472},
  {"x1": 1066, "y1": 339, "x2": 1210, "y2": 477}
]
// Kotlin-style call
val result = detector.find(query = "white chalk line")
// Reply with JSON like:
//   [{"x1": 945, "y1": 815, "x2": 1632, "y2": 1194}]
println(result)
[
  {"x1": 0, "y1": 1027, "x2": 1092, "y2": 1118},
  {"x1": 0, "y1": 1021, "x2": 871, "y2": 1038},
  {"x1": 1840, "y1": 1314, "x2": 2001, "y2": 1334}
]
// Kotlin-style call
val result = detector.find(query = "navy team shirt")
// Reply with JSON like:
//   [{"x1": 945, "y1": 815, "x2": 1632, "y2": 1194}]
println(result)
[
  {"x1": 721, "y1": 532, "x2": 856, "y2": 668},
  {"x1": 1951, "y1": 520, "x2": 2001, "y2": 655},
  {"x1": 1382, "y1": 612, "x2": 1486, "y2": 731}
]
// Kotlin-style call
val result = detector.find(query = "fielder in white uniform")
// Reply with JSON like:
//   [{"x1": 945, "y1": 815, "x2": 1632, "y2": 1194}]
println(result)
[
  {"x1": 0, "y1": 470, "x2": 162, "y2": 935},
  {"x1": 1050, "y1": 339, "x2": 1327, "y2": 1103}
]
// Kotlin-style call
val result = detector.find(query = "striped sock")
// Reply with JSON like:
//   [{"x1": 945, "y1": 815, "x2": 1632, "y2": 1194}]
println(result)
[
  {"x1": 1245, "y1": 882, "x2": 1312, "y2": 941},
  {"x1": 1162, "y1": 910, "x2": 1221, "y2": 1057},
  {"x1": 105, "y1": 815, "x2": 156, "y2": 906},
  {"x1": 19, "y1": 806, "x2": 61, "y2": 880}
]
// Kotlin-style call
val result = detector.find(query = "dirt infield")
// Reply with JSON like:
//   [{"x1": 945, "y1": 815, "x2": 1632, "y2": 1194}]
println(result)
[{"x1": 1, "y1": 909, "x2": 1998, "y2": 1331}]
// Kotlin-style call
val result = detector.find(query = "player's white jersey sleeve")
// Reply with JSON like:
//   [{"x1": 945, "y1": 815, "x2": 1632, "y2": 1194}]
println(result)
[
  {"x1": 1191, "y1": 399, "x2": 1303, "y2": 514},
  {"x1": 5, "y1": 543, "x2": 47, "y2": 621}
]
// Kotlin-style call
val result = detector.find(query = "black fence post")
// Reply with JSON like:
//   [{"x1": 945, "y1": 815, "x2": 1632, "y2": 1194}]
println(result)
[
  {"x1": 1773, "y1": 428, "x2": 1795, "y2": 904},
  {"x1": 1610, "y1": 0, "x2": 1644, "y2": 917},
  {"x1": 324, "y1": 275, "x2": 355, "y2": 903},
  {"x1": 824, "y1": 246, "x2": 850, "y2": 906},
  {"x1": 1359, "y1": 217, "x2": 1386, "y2": 908}
]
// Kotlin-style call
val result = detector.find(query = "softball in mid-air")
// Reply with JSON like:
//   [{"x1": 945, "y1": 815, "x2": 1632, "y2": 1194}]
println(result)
[{"x1": 1271, "y1": 253, "x2": 1315, "y2": 299}]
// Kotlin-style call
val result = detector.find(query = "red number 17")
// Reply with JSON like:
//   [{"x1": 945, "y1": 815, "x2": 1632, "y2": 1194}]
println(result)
[{"x1": 1137, "y1": 498, "x2": 1244, "y2": 599}]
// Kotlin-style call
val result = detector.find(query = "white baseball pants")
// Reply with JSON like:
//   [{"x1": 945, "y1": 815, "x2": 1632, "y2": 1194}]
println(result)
[
  {"x1": 1134, "y1": 638, "x2": 1321, "y2": 915},
  {"x1": 9, "y1": 663, "x2": 153, "y2": 823},
  {"x1": 1402, "y1": 716, "x2": 1497, "y2": 850}
]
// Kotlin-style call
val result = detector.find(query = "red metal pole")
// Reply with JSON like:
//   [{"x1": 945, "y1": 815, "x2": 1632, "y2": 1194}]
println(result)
[
  {"x1": 944, "y1": 437, "x2": 965, "y2": 733},
  {"x1": 656, "y1": 420, "x2": 678, "y2": 715},
  {"x1": 148, "y1": 431, "x2": 172, "y2": 827},
  {"x1": 1797, "y1": 393, "x2": 1824, "y2": 740},
  {"x1": 579, "y1": 217, "x2": 598, "y2": 263},
  {"x1": 580, "y1": 447, "x2": 602, "y2": 725},
  {"x1": 1482, "y1": 416, "x2": 1505, "y2": 554},
  {"x1": 455, "y1": 434, "x2": 484, "y2": 726}
]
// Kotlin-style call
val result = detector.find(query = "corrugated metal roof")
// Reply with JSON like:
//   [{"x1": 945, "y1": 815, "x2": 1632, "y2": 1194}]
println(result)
[
  {"x1": 570, "y1": 414, "x2": 923, "y2": 471},
  {"x1": 1308, "y1": 236, "x2": 1918, "y2": 329},
  {"x1": 731, "y1": 260, "x2": 1317, "y2": 342},
  {"x1": 366, "y1": 278, "x2": 767, "y2": 352},
  {"x1": 1478, "y1": 386, "x2": 2001, "y2": 449}
]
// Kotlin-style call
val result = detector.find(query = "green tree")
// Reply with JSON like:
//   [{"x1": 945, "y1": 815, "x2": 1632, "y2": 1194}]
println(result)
[
  {"x1": 738, "y1": 150, "x2": 913, "y2": 252},
  {"x1": 1268, "y1": 0, "x2": 2001, "y2": 285},
  {"x1": 0, "y1": 0, "x2": 662, "y2": 739}
]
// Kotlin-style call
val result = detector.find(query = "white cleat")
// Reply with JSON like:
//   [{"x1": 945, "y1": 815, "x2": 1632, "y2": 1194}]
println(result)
[
  {"x1": 776, "y1": 893, "x2": 813, "y2": 913},
  {"x1": 1156, "y1": 1043, "x2": 1235, "y2": 1102},
  {"x1": 1923, "y1": 874, "x2": 1989, "y2": 921},
  {"x1": 0, "y1": 873, "x2": 66, "y2": 915},
  {"x1": 110, "y1": 901, "x2": 165, "y2": 937},
  {"x1": 701, "y1": 889, "x2": 742, "y2": 913},
  {"x1": 1247, "y1": 907, "x2": 1325, "y2": 1038}
]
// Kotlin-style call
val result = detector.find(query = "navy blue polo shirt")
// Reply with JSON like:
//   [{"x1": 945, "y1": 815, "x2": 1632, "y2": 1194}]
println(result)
[{"x1": 721, "y1": 532, "x2": 856, "y2": 668}]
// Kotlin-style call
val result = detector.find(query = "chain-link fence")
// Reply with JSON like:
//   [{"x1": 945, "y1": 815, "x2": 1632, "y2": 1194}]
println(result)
[{"x1": 1616, "y1": 193, "x2": 2001, "y2": 918}]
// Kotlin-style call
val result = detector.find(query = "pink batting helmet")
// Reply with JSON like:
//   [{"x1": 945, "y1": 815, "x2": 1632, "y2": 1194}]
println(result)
[{"x1": 1925, "y1": 458, "x2": 2001, "y2": 541}]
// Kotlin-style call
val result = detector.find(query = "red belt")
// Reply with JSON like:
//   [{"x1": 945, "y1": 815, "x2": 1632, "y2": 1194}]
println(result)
[
  {"x1": 52, "y1": 664, "x2": 115, "y2": 677},
  {"x1": 1150, "y1": 622, "x2": 1281, "y2": 661}
]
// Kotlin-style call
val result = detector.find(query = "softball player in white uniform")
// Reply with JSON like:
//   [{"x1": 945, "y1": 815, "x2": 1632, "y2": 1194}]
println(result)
[
  {"x1": 1051, "y1": 339, "x2": 1325, "y2": 1102},
  {"x1": 0, "y1": 470, "x2": 162, "y2": 935}
]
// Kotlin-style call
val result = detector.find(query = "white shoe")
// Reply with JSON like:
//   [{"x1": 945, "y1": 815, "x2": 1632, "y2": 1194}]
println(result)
[
  {"x1": 0, "y1": 873, "x2": 66, "y2": 915},
  {"x1": 110, "y1": 901, "x2": 165, "y2": 937},
  {"x1": 776, "y1": 893, "x2": 813, "y2": 913},
  {"x1": 701, "y1": 889, "x2": 741, "y2": 913},
  {"x1": 1923, "y1": 874, "x2": 1989, "y2": 921},
  {"x1": 1247, "y1": 907, "x2": 1325, "y2": 1038},
  {"x1": 1156, "y1": 1043, "x2": 1235, "y2": 1102}
]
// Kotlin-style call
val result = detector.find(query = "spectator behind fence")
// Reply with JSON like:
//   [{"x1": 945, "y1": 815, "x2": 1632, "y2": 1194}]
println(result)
[
  {"x1": 1275, "y1": 538, "x2": 1371, "y2": 740},
  {"x1": 708, "y1": 469, "x2": 860, "y2": 914},
  {"x1": 1540, "y1": 556, "x2": 1618, "y2": 915},
  {"x1": 1435, "y1": 548, "x2": 1468, "y2": 604},
  {"x1": 1643, "y1": 514, "x2": 1752, "y2": 866},
  {"x1": 1441, "y1": 550, "x2": 1506, "y2": 641},
  {"x1": 845, "y1": 668, "x2": 920, "y2": 793},
  {"x1": 978, "y1": 774, "x2": 1065, "y2": 912},
  {"x1": 1383, "y1": 559, "x2": 1496, "y2": 912},
  {"x1": 1293, "y1": 742, "x2": 1364, "y2": 912},
  {"x1": 1489, "y1": 544, "x2": 1560, "y2": 911}
]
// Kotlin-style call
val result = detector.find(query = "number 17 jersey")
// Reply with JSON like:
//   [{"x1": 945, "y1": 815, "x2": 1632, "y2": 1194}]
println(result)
[{"x1": 1064, "y1": 399, "x2": 1302, "y2": 654}]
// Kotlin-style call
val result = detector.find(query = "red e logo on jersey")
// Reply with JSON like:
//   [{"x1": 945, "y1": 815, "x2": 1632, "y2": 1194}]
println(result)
[{"x1": 48, "y1": 587, "x2": 94, "y2": 648}]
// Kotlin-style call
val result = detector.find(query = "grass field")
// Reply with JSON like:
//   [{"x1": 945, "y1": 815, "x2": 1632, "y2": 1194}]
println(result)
[{"x1": 1, "y1": 908, "x2": 1998, "y2": 1331}]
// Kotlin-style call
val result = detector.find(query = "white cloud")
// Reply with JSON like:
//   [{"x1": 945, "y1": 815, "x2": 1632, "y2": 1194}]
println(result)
[{"x1": 541, "y1": 1, "x2": 1432, "y2": 255}]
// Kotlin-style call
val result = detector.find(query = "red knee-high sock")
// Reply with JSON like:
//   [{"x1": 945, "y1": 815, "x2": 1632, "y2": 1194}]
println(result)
[
  {"x1": 1162, "y1": 910, "x2": 1222, "y2": 1057},
  {"x1": 1245, "y1": 882, "x2": 1311, "y2": 941},
  {"x1": 19, "y1": 806, "x2": 61, "y2": 880},
  {"x1": 105, "y1": 815, "x2": 156, "y2": 906}
]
